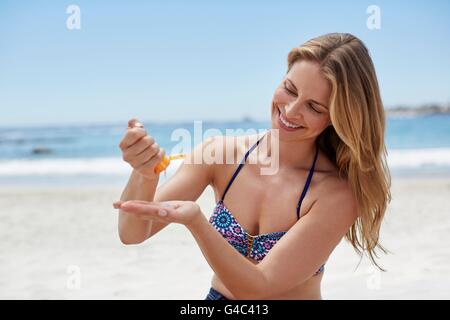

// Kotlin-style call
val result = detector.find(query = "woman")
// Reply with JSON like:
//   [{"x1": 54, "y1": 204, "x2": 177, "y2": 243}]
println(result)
[{"x1": 113, "y1": 33, "x2": 391, "y2": 300}]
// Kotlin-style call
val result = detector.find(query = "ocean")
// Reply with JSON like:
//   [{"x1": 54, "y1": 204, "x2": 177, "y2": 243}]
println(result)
[{"x1": 1, "y1": 115, "x2": 449, "y2": 186}]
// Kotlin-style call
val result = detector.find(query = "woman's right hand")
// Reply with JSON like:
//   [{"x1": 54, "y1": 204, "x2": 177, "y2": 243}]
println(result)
[{"x1": 119, "y1": 118, "x2": 166, "y2": 180}]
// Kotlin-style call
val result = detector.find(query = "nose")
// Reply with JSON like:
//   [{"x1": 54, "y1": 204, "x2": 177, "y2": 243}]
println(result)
[{"x1": 284, "y1": 101, "x2": 303, "y2": 120}]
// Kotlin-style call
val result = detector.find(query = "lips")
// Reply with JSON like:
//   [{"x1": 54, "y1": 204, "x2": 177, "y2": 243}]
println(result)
[{"x1": 276, "y1": 106, "x2": 305, "y2": 131}]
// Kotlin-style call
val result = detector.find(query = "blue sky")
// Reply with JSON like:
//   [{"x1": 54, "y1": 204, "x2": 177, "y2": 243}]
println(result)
[{"x1": 1, "y1": 0, "x2": 449, "y2": 126}]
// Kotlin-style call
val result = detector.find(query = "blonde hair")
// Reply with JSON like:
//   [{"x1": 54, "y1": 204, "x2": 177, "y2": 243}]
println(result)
[{"x1": 287, "y1": 33, "x2": 392, "y2": 271}]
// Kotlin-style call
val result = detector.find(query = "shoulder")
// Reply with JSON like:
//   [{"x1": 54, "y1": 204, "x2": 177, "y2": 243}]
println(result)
[
  {"x1": 203, "y1": 133, "x2": 261, "y2": 185},
  {"x1": 313, "y1": 174, "x2": 358, "y2": 223},
  {"x1": 204, "y1": 133, "x2": 262, "y2": 161}
]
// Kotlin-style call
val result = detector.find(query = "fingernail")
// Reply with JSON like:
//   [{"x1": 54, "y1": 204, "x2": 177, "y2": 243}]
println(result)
[{"x1": 158, "y1": 209, "x2": 168, "y2": 217}]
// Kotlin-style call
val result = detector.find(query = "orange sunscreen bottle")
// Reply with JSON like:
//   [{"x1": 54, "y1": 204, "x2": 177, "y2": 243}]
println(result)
[
  {"x1": 127, "y1": 121, "x2": 186, "y2": 174},
  {"x1": 154, "y1": 153, "x2": 186, "y2": 174}
]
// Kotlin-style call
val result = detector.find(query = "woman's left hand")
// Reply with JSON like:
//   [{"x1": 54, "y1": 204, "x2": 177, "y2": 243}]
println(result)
[{"x1": 113, "y1": 199, "x2": 202, "y2": 228}]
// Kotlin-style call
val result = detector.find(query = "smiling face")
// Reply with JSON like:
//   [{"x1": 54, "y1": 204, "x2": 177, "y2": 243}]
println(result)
[{"x1": 271, "y1": 59, "x2": 332, "y2": 141}]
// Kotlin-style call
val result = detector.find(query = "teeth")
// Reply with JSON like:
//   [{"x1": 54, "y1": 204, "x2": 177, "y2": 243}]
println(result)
[{"x1": 279, "y1": 112, "x2": 301, "y2": 128}]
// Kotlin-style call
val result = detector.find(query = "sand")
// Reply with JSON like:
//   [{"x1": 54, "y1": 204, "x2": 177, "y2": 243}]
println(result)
[{"x1": 0, "y1": 176, "x2": 449, "y2": 299}]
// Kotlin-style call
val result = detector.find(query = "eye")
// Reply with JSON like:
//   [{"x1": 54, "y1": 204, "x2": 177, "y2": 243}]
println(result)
[
  {"x1": 309, "y1": 103, "x2": 322, "y2": 114},
  {"x1": 283, "y1": 80, "x2": 322, "y2": 114},
  {"x1": 283, "y1": 81, "x2": 297, "y2": 97}
]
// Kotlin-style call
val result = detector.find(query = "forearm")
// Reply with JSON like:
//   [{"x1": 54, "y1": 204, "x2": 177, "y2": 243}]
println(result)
[
  {"x1": 118, "y1": 169, "x2": 159, "y2": 244},
  {"x1": 187, "y1": 213, "x2": 268, "y2": 299}
]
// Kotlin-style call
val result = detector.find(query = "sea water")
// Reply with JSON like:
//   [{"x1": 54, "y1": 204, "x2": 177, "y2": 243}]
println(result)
[{"x1": 0, "y1": 115, "x2": 449, "y2": 186}]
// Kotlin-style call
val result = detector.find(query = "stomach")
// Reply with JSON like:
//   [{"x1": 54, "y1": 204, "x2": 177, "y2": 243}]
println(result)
[{"x1": 210, "y1": 257, "x2": 323, "y2": 300}]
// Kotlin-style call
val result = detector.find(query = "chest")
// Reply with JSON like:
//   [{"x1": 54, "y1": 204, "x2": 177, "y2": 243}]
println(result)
[{"x1": 212, "y1": 162, "x2": 316, "y2": 235}]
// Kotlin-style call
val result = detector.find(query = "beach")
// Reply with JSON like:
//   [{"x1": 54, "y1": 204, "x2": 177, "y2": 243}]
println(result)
[
  {"x1": 2, "y1": 0, "x2": 450, "y2": 302},
  {"x1": 1, "y1": 175, "x2": 449, "y2": 300}
]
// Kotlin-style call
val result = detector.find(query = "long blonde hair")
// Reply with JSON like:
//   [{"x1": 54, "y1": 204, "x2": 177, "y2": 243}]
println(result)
[{"x1": 287, "y1": 33, "x2": 392, "y2": 271}]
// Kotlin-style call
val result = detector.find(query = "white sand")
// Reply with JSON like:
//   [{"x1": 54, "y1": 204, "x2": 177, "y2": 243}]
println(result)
[{"x1": 0, "y1": 176, "x2": 449, "y2": 299}]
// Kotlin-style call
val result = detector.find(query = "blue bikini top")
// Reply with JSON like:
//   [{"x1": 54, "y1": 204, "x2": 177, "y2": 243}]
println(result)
[{"x1": 209, "y1": 132, "x2": 325, "y2": 276}]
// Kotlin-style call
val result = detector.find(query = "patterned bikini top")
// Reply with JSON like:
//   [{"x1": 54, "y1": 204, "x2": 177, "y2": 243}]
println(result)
[{"x1": 209, "y1": 132, "x2": 325, "y2": 276}]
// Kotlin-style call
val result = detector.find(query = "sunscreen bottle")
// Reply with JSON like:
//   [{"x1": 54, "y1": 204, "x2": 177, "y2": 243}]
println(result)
[
  {"x1": 128, "y1": 121, "x2": 186, "y2": 174},
  {"x1": 154, "y1": 153, "x2": 186, "y2": 174}
]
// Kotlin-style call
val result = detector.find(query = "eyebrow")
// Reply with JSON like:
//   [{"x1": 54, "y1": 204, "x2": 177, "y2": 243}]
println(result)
[{"x1": 286, "y1": 78, "x2": 329, "y2": 110}]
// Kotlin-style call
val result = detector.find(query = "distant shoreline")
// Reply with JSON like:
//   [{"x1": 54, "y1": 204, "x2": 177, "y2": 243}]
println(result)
[
  {"x1": 385, "y1": 104, "x2": 450, "y2": 117},
  {"x1": 1, "y1": 104, "x2": 450, "y2": 129}
]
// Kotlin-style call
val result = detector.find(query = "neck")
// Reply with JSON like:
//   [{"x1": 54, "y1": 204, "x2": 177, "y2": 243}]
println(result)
[{"x1": 263, "y1": 129, "x2": 317, "y2": 170}]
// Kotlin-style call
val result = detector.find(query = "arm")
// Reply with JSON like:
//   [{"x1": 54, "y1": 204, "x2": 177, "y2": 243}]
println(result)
[
  {"x1": 186, "y1": 185, "x2": 358, "y2": 299},
  {"x1": 118, "y1": 136, "x2": 216, "y2": 244},
  {"x1": 118, "y1": 170, "x2": 159, "y2": 244},
  {"x1": 187, "y1": 214, "x2": 267, "y2": 299}
]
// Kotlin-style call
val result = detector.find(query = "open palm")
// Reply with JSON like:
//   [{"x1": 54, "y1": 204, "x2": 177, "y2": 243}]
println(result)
[{"x1": 113, "y1": 199, "x2": 201, "y2": 227}]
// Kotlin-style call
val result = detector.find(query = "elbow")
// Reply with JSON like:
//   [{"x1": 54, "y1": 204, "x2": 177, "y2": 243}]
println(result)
[
  {"x1": 234, "y1": 292, "x2": 261, "y2": 300},
  {"x1": 119, "y1": 235, "x2": 141, "y2": 245},
  {"x1": 233, "y1": 289, "x2": 268, "y2": 300},
  {"x1": 119, "y1": 236, "x2": 142, "y2": 245},
  {"x1": 117, "y1": 212, "x2": 150, "y2": 245},
  {"x1": 118, "y1": 229, "x2": 146, "y2": 245},
  {"x1": 232, "y1": 279, "x2": 271, "y2": 300}
]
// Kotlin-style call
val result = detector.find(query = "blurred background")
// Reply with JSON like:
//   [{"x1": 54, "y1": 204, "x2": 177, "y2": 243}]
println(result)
[{"x1": 0, "y1": 0, "x2": 449, "y2": 300}]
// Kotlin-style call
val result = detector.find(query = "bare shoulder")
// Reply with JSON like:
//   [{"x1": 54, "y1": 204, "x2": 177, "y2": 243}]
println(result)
[
  {"x1": 314, "y1": 173, "x2": 358, "y2": 222},
  {"x1": 207, "y1": 133, "x2": 261, "y2": 186},
  {"x1": 208, "y1": 133, "x2": 262, "y2": 162}
]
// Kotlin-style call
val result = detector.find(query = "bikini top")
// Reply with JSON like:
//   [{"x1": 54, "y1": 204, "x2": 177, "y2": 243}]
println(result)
[{"x1": 209, "y1": 132, "x2": 325, "y2": 276}]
